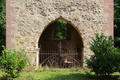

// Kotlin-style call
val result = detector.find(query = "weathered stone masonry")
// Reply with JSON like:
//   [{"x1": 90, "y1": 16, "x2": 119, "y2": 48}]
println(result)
[{"x1": 6, "y1": 0, "x2": 113, "y2": 67}]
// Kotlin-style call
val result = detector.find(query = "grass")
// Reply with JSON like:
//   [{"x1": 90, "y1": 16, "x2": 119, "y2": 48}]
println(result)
[
  {"x1": 0, "y1": 67, "x2": 91, "y2": 80},
  {"x1": 18, "y1": 70, "x2": 88, "y2": 80},
  {"x1": 0, "y1": 56, "x2": 120, "y2": 80},
  {"x1": 0, "y1": 66, "x2": 120, "y2": 80}
]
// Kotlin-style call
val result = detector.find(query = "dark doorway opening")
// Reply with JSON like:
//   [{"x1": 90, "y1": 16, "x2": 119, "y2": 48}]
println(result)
[{"x1": 38, "y1": 19, "x2": 84, "y2": 68}]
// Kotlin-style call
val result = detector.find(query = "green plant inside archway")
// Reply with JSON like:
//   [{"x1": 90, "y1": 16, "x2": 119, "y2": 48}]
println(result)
[{"x1": 54, "y1": 19, "x2": 67, "y2": 39}]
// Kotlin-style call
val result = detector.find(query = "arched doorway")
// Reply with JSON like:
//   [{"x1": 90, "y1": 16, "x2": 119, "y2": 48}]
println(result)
[{"x1": 38, "y1": 18, "x2": 84, "y2": 68}]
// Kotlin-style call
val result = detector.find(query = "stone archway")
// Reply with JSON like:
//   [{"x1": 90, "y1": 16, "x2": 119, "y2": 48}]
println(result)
[
  {"x1": 6, "y1": 0, "x2": 113, "y2": 68},
  {"x1": 38, "y1": 17, "x2": 84, "y2": 67}
]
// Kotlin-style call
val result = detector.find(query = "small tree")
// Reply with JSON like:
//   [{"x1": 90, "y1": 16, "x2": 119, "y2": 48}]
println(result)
[
  {"x1": 86, "y1": 33, "x2": 120, "y2": 76},
  {"x1": 1, "y1": 46, "x2": 28, "y2": 78}
]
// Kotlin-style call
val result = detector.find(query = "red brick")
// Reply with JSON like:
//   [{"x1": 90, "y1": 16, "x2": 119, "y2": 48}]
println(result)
[
  {"x1": 6, "y1": 43, "x2": 15, "y2": 49},
  {"x1": 6, "y1": 7, "x2": 14, "y2": 11},
  {"x1": 6, "y1": 11, "x2": 11, "y2": 16},
  {"x1": 6, "y1": 1, "x2": 11, "y2": 7},
  {"x1": 108, "y1": 4, "x2": 113, "y2": 9},
  {"x1": 109, "y1": 22, "x2": 113, "y2": 28},
  {"x1": 6, "y1": 28, "x2": 12, "y2": 33},
  {"x1": 104, "y1": 0, "x2": 113, "y2": 37},
  {"x1": 6, "y1": 34, "x2": 14, "y2": 38},
  {"x1": 104, "y1": 9, "x2": 112, "y2": 12},
  {"x1": 6, "y1": 20, "x2": 11, "y2": 25},
  {"x1": 104, "y1": 0, "x2": 113, "y2": 4},
  {"x1": 6, "y1": 0, "x2": 15, "y2": 49},
  {"x1": 6, "y1": 10, "x2": 12, "y2": 16},
  {"x1": 6, "y1": 38, "x2": 15, "y2": 48},
  {"x1": 107, "y1": 15, "x2": 113, "y2": 22},
  {"x1": 6, "y1": 38, "x2": 11, "y2": 43},
  {"x1": 6, "y1": 0, "x2": 15, "y2": 2},
  {"x1": 6, "y1": 16, "x2": 15, "y2": 21},
  {"x1": 6, "y1": 0, "x2": 11, "y2": 3},
  {"x1": 6, "y1": 26, "x2": 15, "y2": 30},
  {"x1": 6, "y1": 30, "x2": 13, "y2": 34},
  {"x1": 104, "y1": 26, "x2": 113, "y2": 36}
]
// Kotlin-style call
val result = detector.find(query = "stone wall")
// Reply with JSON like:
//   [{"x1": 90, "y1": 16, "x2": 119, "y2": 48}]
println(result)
[
  {"x1": 26, "y1": 50, "x2": 39, "y2": 67},
  {"x1": 6, "y1": 0, "x2": 113, "y2": 67}
]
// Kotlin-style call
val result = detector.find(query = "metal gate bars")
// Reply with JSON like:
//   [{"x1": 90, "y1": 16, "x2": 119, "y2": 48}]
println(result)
[{"x1": 39, "y1": 41, "x2": 81, "y2": 68}]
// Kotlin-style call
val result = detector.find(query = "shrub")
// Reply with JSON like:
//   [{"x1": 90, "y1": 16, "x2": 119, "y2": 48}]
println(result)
[
  {"x1": 86, "y1": 33, "x2": 120, "y2": 76},
  {"x1": 1, "y1": 46, "x2": 28, "y2": 78}
]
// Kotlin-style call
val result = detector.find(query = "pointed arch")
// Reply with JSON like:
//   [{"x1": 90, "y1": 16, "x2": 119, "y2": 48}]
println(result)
[
  {"x1": 38, "y1": 16, "x2": 84, "y2": 67},
  {"x1": 38, "y1": 16, "x2": 84, "y2": 48}
]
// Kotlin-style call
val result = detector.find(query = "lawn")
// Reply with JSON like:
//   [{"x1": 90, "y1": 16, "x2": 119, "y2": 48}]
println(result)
[
  {"x1": 16, "y1": 70, "x2": 89, "y2": 80},
  {"x1": 0, "y1": 56, "x2": 120, "y2": 80},
  {"x1": 0, "y1": 67, "x2": 91, "y2": 80},
  {"x1": 0, "y1": 66, "x2": 120, "y2": 80}
]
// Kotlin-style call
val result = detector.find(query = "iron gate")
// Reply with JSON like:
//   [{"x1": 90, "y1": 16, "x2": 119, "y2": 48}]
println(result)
[{"x1": 39, "y1": 41, "x2": 81, "y2": 68}]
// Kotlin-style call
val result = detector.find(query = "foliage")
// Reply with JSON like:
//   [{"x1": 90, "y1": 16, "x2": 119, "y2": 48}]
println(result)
[
  {"x1": 55, "y1": 19, "x2": 67, "y2": 39},
  {"x1": 1, "y1": 46, "x2": 28, "y2": 78},
  {"x1": 114, "y1": 0, "x2": 120, "y2": 23},
  {"x1": 86, "y1": 33, "x2": 120, "y2": 76},
  {"x1": 114, "y1": 0, "x2": 120, "y2": 47},
  {"x1": 0, "y1": 0, "x2": 6, "y2": 55},
  {"x1": 114, "y1": 37, "x2": 120, "y2": 47}
]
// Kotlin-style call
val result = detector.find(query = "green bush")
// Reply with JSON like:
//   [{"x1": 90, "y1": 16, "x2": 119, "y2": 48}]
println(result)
[
  {"x1": 1, "y1": 46, "x2": 28, "y2": 78},
  {"x1": 86, "y1": 33, "x2": 120, "y2": 76}
]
